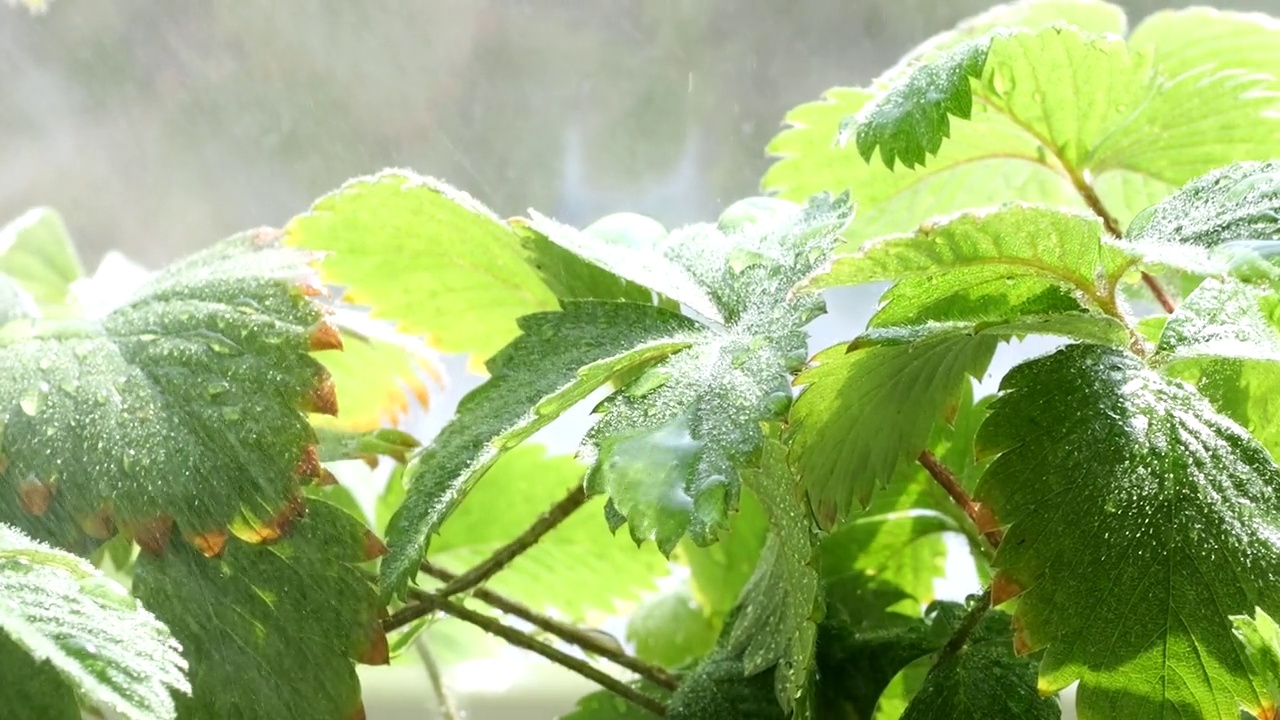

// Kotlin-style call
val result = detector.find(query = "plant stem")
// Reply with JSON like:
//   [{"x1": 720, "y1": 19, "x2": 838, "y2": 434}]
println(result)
[
  {"x1": 384, "y1": 592, "x2": 667, "y2": 717},
  {"x1": 420, "y1": 561, "x2": 680, "y2": 691},
  {"x1": 1068, "y1": 168, "x2": 1176, "y2": 313},
  {"x1": 936, "y1": 587, "x2": 993, "y2": 666},
  {"x1": 438, "y1": 484, "x2": 589, "y2": 599},
  {"x1": 413, "y1": 637, "x2": 461, "y2": 720},
  {"x1": 917, "y1": 451, "x2": 1003, "y2": 549}
]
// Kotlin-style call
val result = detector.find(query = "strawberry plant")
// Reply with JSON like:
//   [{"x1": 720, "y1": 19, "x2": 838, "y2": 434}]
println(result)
[{"x1": 7, "y1": 0, "x2": 1280, "y2": 718}]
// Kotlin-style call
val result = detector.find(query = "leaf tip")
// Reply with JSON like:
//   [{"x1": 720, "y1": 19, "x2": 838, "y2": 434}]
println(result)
[
  {"x1": 16, "y1": 475, "x2": 55, "y2": 516},
  {"x1": 126, "y1": 514, "x2": 175, "y2": 556},
  {"x1": 76, "y1": 506, "x2": 116, "y2": 540},
  {"x1": 303, "y1": 369, "x2": 340, "y2": 416},
  {"x1": 990, "y1": 571, "x2": 1025, "y2": 606},
  {"x1": 186, "y1": 528, "x2": 229, "y2": 558},
  {"x1": 293, "y1": 444, "x2": 323, "y2": 483},
  {"x1": 358, "y1": 624, "x2": 390, "y2": 666},
  {"x1": 361, "y1": 529, "x2": 387, "y2": 561},
  {"x1": 308, "y1": 321, "x2": 345, "y2": 352}
]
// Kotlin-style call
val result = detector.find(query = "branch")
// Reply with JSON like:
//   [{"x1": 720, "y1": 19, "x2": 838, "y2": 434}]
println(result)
[
  {"x1": 420, "y1": 561, "x2": 680, "y2": 691},
  {"x1": 936, "y1": 587, "x2": 993, "y2": 666},
  {"x1": 438, "y1": 483, "x2": 589, "y2": 599},
  {"x1": 413, "y1": 637, "x2": 461, "y2": 720},
  {"x1": 384, "y1": 592, "x2": 668, "y2": 717},
  {"x1": 1068, "y1": 168, "x2": 1176, "y2": 313},
  {"x1": 917, "y1": 450, "x2": 1003, "y2": 549}
]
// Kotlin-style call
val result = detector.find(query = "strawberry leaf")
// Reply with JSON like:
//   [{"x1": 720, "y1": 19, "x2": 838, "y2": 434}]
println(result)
[
  {"x1": 0, "y1": 522, "x2": 188, "y2": 720},
  {"x1": 975, "y1": 343, "x2": 1280, "y2": 718},
  {"x1": 132, "y1": 500, "x2": 382, "y2": 720}
]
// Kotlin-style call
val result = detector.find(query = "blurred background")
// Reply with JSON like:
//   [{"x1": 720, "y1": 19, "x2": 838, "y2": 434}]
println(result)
[{"x1": 3, "y1": 1, "x2": 1278, "y2": 717}]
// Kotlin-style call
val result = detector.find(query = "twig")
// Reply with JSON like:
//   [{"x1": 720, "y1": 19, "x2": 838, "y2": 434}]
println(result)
[
  {"x1": 917, "y1": 451, "x2": 1003, "y2": 549},
  {"x1": 1069, "y1": 168, "x2": 1176, "y2": 313},
  {"x1": 414, "y1": 637, "x2": 461, "y2": 720},
  {"x1": 438, "y1": 484, "x2": 589, "y2": 599},
  {"x1": 936, "y1": 588, "x2": 993, "y2": 665},
  {"x1": 420, "y1": 561, "x2": 680, "y2": 691},
  {"x1": 384, "y1": 592, "x2": 667, "y2": 717}
]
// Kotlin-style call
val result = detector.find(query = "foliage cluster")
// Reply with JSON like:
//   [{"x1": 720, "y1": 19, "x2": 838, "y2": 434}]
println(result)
[{"x1": 7, "y1": 1, "x2": 1280, "y2": 719}]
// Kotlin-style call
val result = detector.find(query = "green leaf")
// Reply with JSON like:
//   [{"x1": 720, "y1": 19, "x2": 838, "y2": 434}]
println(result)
[
  {"x1": 516, "y1": 212, "x2": 716, "y2": 318},
  {"x1": 0, "y1": 230, "x2": 332, "y2": 555},
  {"x1": 316, "y1": 426, "x2": 421, "y2": 465},
  {"x1": 132, "y1": 500, "x2": 382, "y2": 720},
  {"x1": 560, "y1": 684, "x2": 667, "y2": 720},
  {"x1": 727, "y1": 436, "x2": 821, "y2": 716},
  {"x1": 811, "y1": 204, "x2": 1129, "y2": 298},
  {"x1": 582, "y1": 194, "x2": 852, "y2": 553},
  {"x1": 678, "y1": 485, "x2": 768, "y2": 618},
  {"x1": 855, "y1": 24, "x2": 1280, "y2": 188},
  {"x1": 1156, "y1": 278, "x2": 1280, "y2": 365},
  {"x1": 627, "y1": 583, "x2": 719, "y2": 671},
  {"x1": 381, "y1": 300, "x2": 698, "y2": 599},
  {"x1": 1154, "y1": 278, "x2": 1280, "y2": 461},
  {"x1": 1233, "y1": 607, "x2": 1280, "y2": 716},
  {"x1": 1120, "y1": 161, "x2": 1280, "y2": 278},
  {"x1": 1128, "y1": 7, "x2": 1280, "y2": 85},
  {"x1": 284, "y1": 170, "x2": 560, "y2": 362},
  {"x1": 312, "y1": 321, "x2": 441, "y2": 431},
  {"x1": 900, "y1": 609, "x2": 1059, "y2": 720},
  {"x1": 668, "y1": 644, "x2": 785, "y2": 720},
  {"x1": 0, "y1": 523, "x2": 188, "y2": 720},
  {"x1": 0, "y1": 207, "x2": 84, "y2": 310},
  {"x1": 974, "y1": 342, "x2": 1280, "y2": 718},
  {"x1": 762, "y1": 2, "x2": 1126, "y2": 244},
  {"x1": 426, "y1": 444, "x2": 669, "y2": 619},
  {"x1": 789, "y1": 332, "x2": 996, "y2": 526},
  {"x1": 514, "y1": 215, "x2": 656, "y2": 305},
  {"x1": 848, "y1": 39, "x2": 991, "y2": 171}
]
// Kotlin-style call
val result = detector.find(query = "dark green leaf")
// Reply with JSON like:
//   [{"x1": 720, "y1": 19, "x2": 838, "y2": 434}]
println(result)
[
  {"x1": 381, "y1": 300, "x2": 698, "y2": 599},
  {"x1": 0, "y1": 230, "x2": 331, "y2": 556},
  {"x1": 849, "y1": 39, "x2": 991, "y2": 170},
  {"x1": 901, "y1": 609, "x2": 1059, "y2": 720},
  {"x1": 133, "y1": 500, "x2": 382, "y2": 720},
  {"x1": 728, "y1": 437, "x2": 821, "y2": 716},
  {"x1": 0, "y1": 523, "x2": 188, "y2": 720},
  {"x1": 975, "y1": 343, "x2": 1280, "y2": 718},
  {"x1": 668, "y1": 645, "x2": 785, "y2": 720}
]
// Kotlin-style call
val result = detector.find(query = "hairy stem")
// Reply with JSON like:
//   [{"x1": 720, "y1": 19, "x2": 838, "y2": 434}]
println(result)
[
  {"x1": 1068, "y1": 168, "x2": 1175, "y2": 313},
  {"x1": 917, "y1": 451, "x2": 1003, "y2": 550},
  {"x1": 438, "y1": 484, "x2": 589, "y2": 599},
  {"x1": 936, "y1": 588, "x2": 993, "y2": 666},
  {"x1": 384, "y1": 591, "x2": 668, "y2": 717},
  {"x1": 420, "y1": 561, "x2": 680, "y2": 691},
  {"x1": 414, "y1": 637, "x2": 461, "y2": 720}
]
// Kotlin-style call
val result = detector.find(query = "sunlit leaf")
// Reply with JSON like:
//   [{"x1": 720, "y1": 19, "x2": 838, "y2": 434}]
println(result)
[
  {"x1": 1232, "y1": 607, "x2": 1280, "y2": 716},
  {"x1": 0, "y1": 207, "x2": 84, "y2": 311},
  {"x1": 627, "y1": 583, "x2": 719, "y2": 671},
  {"x1": 284, "y1": 170, "x2": 560, "y2": 362}
]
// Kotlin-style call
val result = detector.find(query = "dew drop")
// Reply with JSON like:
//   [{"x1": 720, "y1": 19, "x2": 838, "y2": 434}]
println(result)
[{"x1": 19, "y1": 383, "x2": 48, "y2": 416}]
